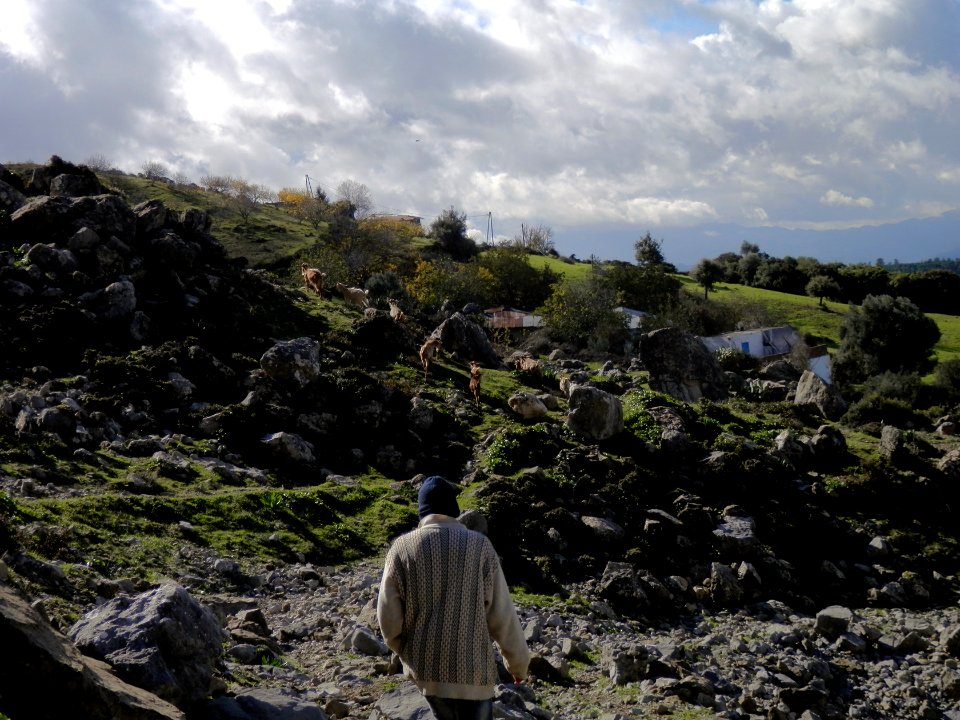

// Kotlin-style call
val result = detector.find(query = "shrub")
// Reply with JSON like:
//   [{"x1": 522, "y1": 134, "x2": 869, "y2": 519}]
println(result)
[
  {"x1": 714, "y1": 347, "x2": 759, "y2": 374},
  {"x1": 843, "y1": 394, "x2": 926, "y2": 429},
  {"x1": 861, "y1": 371, "x2": 922, "y2": 403},
  {"x1": 933, "y1": 358, "x2": 960, "y2": 402}
]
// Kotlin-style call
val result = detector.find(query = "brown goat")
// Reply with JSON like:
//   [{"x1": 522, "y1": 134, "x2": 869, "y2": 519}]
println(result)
[
  {"x1": 468, "y1": 361, "x2": 482, "y2": 407},
  {"x1": 419, "y1": 336, "x2": 442, "y2": 379},
  {"x1": 512, "y1": 355, "x2": 542, "y2": 376},
  {"x1": 300, "y1": 263, "x2": 326, "y2": 296}
]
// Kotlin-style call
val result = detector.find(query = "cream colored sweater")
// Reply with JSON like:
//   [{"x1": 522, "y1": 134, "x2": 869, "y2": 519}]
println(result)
[{"x1": 377, "y1": 515, "x2": 531, "y2": 700}]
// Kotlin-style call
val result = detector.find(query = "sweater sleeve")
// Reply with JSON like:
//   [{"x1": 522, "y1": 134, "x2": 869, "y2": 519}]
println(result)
[
  {"x1": 485, "y1": 553, "x2": 531, "y2": 679},
  {"x1": 376, "y1": 552, "x2": 406, "y2": 657}
]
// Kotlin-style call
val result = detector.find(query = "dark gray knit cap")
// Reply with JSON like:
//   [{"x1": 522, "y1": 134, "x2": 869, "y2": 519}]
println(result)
[{"x1": 417, "y1": 476, "x2": 460, "y2": 519}]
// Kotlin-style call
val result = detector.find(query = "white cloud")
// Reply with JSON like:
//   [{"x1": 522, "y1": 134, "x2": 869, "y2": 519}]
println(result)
[
  {"x1": 821, "y1": 190, "x2": 875, "y2": 208},
  {"x1": 1, "y1": 0, "x2": 959, "y2": 261}
]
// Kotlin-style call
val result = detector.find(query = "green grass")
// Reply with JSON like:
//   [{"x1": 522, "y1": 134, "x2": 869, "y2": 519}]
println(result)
[
  {"x1": 104, "y1": 173, "x2": 320, "y2": 267},
  {"x1": 527, "y1": 254, "x2": 594, "y2": 282}
]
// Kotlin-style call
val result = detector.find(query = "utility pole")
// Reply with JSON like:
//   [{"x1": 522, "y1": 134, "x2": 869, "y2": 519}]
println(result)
[
  {"x1": 305, "y1": 174, "x2": 313, "y2": 196},
  {"x1": 486, "y1": 211, "x2": 494, "y2": 244}
]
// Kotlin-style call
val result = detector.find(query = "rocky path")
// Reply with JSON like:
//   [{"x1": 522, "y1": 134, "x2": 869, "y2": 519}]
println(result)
[{"x1": 207, "y1": 559, "x2": 960, "y2": 720}]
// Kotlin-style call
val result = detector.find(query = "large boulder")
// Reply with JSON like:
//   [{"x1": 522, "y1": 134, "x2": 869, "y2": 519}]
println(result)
[
  {"x1": 260, "y1": 337, "x2": 321, "y2": 387},
  {"x1": 67, "y1": 583, "x2": 226, "y2": 709},
  {"x1": 566, "y1": 385, "x2": 623, "y2": 440},
  {"x1": 508, "y1": 392, "x2": 549, "y2": 420},
  {"x1": 0, "y1": 584, "x2": 184, "y2": 720},
  {"x1": 794, "y1": 370, "x2": 847, "y2": 420},
  {"x1": 640, "y1": 328, "x2": 727, "y2": 402},
  {"x1": 433, "y1": 312, "x2": 500, "y2": 367}
]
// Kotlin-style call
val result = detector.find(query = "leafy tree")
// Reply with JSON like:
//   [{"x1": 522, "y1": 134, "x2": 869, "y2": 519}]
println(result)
[
  {"x1": 690, "y1": 258, "x2": 724, "y2": 299},
  {"x1": 429, "y1": 207, "x2": 477, "y2": 261},
  {"x1": 832, "y1": 294, "x2": 941, "y2": 387},
  {"x1": 472, "y1": 245, "x2": 559, "y2": 309},
  {"x1": 737, "y1": 252, "x2": 763, "y2": 286},
  {"x1": 739, "y1": 241, "x2": 761, "y2": 256},
  {"x1": 539, "y1": 274, "x2": 626, "y2": 349},
  {"x1": 805, "y1": 275, "x2": 841, "y2": 306},
  {"x1": 753, "y1": 256, "x2": 806, "y2": 294},
  {"x1": 601, "y1": 260, "x2": 679, "y2": 315},
  {"x1": 890, "y1": 269, "x2": 960, "y2": 315},
  {"x1": 837, "y1": 264, "x2": 891, "y2": 304},
  {"x1": 406, "y1": 258, "x2": 480, "y2": 311},
  {"x1": 634, "y1": 232, "x2": 666, "y2": 268}
]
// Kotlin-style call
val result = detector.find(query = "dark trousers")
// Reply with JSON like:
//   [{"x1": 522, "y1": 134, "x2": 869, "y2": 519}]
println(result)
[{"x1": 425, "y1": 696, "x2": 493, "y2": 720}]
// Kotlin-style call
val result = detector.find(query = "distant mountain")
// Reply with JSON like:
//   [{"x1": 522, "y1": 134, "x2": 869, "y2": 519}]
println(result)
[{"x1": 556, "y1": 210, "x2": 960, "y2": 271}]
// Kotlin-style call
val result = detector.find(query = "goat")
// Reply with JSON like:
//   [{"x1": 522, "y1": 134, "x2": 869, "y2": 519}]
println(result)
[
  {"x1": 468, "y1": 361, "x2": 482, "y2": 407},
  {"x1": 388, "y1": 300, "x2": 405, "y2": 323},
  {"x1": 512, "y1": 355, "x2": 543, "y2": 377},
  {"x1": 334, "y1": 281, "x2": 369, "y2": 309},
  {"x1": 300, "y1": 263, "x2": 326, "y2": 296},
  {"x1": 419, "y1": 336, "x2": 443, "y2": 380}
]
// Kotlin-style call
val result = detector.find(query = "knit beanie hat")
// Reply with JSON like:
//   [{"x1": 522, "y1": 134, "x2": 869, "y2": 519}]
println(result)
[{"x1": 417, "y1": 476, "x2": 460, "y2": 519}]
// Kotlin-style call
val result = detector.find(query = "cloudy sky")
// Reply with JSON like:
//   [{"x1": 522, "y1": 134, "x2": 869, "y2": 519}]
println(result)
[{"x1": 2, "y1": 0, "x2": 959, "y2": 265}]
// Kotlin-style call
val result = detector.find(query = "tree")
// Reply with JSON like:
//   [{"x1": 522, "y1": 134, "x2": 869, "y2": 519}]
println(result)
[
  {"x1": 602, "y1": 260, "x2": 679, "y2": 315},
  {"x1": 634, "y1": 232, "x2": 665, "y2": 268},
  {"x1": 690, "y1": 258, "x2": 724, "y2": 299},
  {"x1": 429, "y1": 207, "x2": 477, "y2": 261},
  {"x1": 473, "y1": 245, "x2": 559, "y2": 309},
  {"x1": 739, "y1": 241, "x2": 760, "y2": 256},
  {"x1": 335, "y1": 179, "x2": 374, "y2": 219},
  {"x1": 805, "y1": 275, "x2": 841, "y2": 306},
  {"x1": 141, "y1": 160, "x2": 169, "y2": 180},
  {"x1": 539, "y1": 274, "x2": 626, "y2": 350},
  {"x1": 832, "y1": 294, "x2": 941, "y2": 387},
  {"x1": 512, "y1": 223, "x2": 555, "y2": 255}
]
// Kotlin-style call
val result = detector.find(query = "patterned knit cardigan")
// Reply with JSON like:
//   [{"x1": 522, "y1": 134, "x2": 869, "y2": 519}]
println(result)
[{"x1": 377, "y1": 515, "x2": 531, "y2": 700}]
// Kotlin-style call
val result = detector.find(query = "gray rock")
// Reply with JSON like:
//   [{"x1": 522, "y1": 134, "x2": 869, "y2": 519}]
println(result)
[
  {"x1": 261, "y1": 432, "x2": 315, "y2": 463},
  {"x1": 712, "y1": 516, "x2": 757, "y2": 552},
  {"x1": 433, "y1": 312, "x2": 500, "y2": 367},
  {"x1": 369, "y1": 682, "x2": 433, "y2": 719},
  {"x1": 581, "y1": 516, "x2": 625, "y2": 541},
  {"x1": 566, "y1": 385, "x2": 623, "y2": 440},
  {"x1": 0, "y1": 584, "x2": 184, "y2": 720},
  {"x1": 339, "y1": 626, "x2": 389, "y2": 656},
  {"x1": 204, "y1": 687, "x2": 328, "y2": 720},
  {"x1": 67, "y1": 583, "x2": 226, "y2": 708},
  {"x1": 794, "y1": 370, "x2": 847, "y2": 420},
  {"x1": 260, "y1": 337, "x2": 321, "y2": 387},
  {"x1": 604, "y1": 644, "x2": 648, "y2": 685},
  {"x1": 879, "y1": 425, "x2": 902, "y2": 460},
  {"x1": 815, "y1": 606, "x2": 853, "y2": 639},
  {"x1": 508, "y1": 392, "x2": 548, "y2": 420},
  {"x1": 0, "y1": 178, "x2": 27, "y2": 214},
  {"x1": 640, "y1": 327, "x2": 727, "y2": 402}
]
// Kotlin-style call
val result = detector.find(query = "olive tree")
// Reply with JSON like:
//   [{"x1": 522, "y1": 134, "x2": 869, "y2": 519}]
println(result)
[{"x1": 832, "y1": 294, "x2": 941, "y2": 387}]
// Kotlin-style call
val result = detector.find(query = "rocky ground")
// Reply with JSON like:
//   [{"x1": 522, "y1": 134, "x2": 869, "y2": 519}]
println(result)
[{"x1": 195, "y1": 556, "x2": 960, "y2": 720}]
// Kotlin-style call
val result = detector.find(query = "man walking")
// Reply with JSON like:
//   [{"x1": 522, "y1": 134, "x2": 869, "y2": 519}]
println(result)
[{"x1": 377, "y1": 476, "x2": 530, "y2": 720}]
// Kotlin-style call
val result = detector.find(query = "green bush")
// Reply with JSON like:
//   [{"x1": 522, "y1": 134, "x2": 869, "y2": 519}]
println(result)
[
  {"x1": 714, "y1": 347, "x2": 759, "y2": 374},
  {"x1": 843, "y1": 394, "x2": 926, "y2": 428},
  {"x1": 933, "y1": 358, "x2": 960, "y2": 402}
]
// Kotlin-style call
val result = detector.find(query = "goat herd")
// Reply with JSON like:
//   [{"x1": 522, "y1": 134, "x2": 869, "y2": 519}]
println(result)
[{"x1": 300, "y1": 263, "x2": 493, "y2": 406}]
